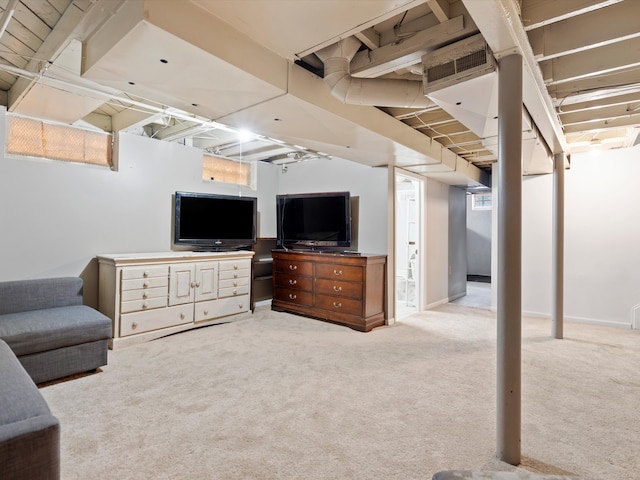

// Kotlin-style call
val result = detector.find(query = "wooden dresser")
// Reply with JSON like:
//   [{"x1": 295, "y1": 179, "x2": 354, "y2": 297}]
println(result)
[{"x1": 271, "y1": 250, "x2": 386, "y2": 332}]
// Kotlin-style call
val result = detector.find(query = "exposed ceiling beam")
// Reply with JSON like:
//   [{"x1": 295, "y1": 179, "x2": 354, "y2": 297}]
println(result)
[
  {"x1": 527, "y1": 0, "x2": 640, "y2": 61},
  {"x1": 462, "y1": 0, "x2": 567, "y2": 155},
  {"x1": 354, "y1": 27, "x2": 379, "y2": 50},
  {"x1": 548, "y1": 71, "x2": 640, "y2": 106},
  {"x1": 426, "y1": 0, "x2": 450, "y2": 22},
  {"x1": 557, "y1": 92, "x2": 640, "y2": 114},
  {"x1": 541, "y1": 36, "x2": 640, "y2": 85},
  {"x1": 350, "y1": 15, "x2": 472, "y2": 78},
  {"x1": 562, "y1": 113, "x2": 640, "y2": 133},
  {"x1": 560, "y1": 103, "x2": 640, "y2": 126},
  {"x1": 521, "y1": 0, "x2": 624, "y2": 31}
]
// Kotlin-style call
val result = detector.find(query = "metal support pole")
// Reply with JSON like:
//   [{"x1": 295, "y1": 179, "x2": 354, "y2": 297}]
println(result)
[
  {"x1": 552, "y1": 153, "x2": 565, "y2": 339},
  {"x1": 497, "y1": 53, "x2": 522, "y2": 466}
]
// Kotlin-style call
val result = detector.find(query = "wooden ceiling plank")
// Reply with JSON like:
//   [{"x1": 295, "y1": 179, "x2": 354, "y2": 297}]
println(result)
[
  {"x1": 21, "y1": 0, "x2": 63, "y2": 28},
  {"x1": 426, "y1": 0, "x2": 450, "y2": 22},
  {"x1": 528, "y1": 0, "x2": 640, "y2": 61},
  {"x1": 558, "y1": 92, "x2": 640, "y2": 114},
  {"x1": 563, "y1": 113, "x2": 640, "y2": 133},
  {"x1": 541, "y1": 36, "x2": 640, "y2": 85},
  {"x1": 13, "y1": 1, "x2": 52, "y2": 41},
  {"x1": 560, "y1": 103, "x2": 640, "y2": 125},
  {"x1": 521, "y1": 0, "x2": 623, "y2": 31}
]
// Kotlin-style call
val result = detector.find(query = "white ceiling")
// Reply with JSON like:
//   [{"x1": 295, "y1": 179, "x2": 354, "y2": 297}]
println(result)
[{"x1": 0, "y1": 0, "x2": 638, "y2": 187}]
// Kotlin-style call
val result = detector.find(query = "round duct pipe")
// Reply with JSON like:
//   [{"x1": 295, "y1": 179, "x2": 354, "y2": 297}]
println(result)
[{"x1": 316, "y1": 38, "x2": 434, "y2": 109}]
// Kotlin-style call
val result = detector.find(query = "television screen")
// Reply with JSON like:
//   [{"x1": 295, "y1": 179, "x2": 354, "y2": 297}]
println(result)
[
  {"x1": 174, "y1": 192, "x2": 257, "y2": 249},
  {"x1": 276, "y1": 191, "x2": 351, "y2": 249}
]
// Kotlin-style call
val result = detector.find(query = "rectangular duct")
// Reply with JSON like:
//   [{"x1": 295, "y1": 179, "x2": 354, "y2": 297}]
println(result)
[{"x1": 422, "y1": 33, "x2": 496, "y2": 95}]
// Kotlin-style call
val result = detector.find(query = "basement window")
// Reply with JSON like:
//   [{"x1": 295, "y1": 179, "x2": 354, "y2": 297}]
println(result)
[
  {"x1": 202, "y1": 153, "x2": 256, "y2": 189},
  {"x1": 472, "y1": 193, "x2": 492, "y2": 210},
  {"x1": 5, "y1": 114, "x2": 112, "y2": 167}
]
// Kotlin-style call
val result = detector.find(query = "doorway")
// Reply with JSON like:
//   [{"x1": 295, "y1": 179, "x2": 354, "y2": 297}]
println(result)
[{"x1": 395, "y1": 172, "x2": 423, "y2": 319}]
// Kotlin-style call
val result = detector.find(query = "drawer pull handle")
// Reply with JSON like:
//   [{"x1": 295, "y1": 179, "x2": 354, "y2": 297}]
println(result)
[
  {"x1": 142, "y1": 302, "x2": 148, "y2": 309},
  {"x1": 143, "y1": 281, "x2": 149, "y2": 288},
  {"x1": 333, "y1": 285, "x2": 342, "y2": 292},
  {"x1": 233, "y1": 281, "x2": 238, "y2": 287},
  {"x1": 289, "y1": 264, "x2": 297, "y2": 271},
  {"x1": 332, "y1": 302, "x2": 342, "y2": 309},
  {"x1": 289, "y1": 279, "x2": 297, "y2": 285},
  {"x1": 142, "y1": 292, "x2": 148, "y2": 299},
  {"x1": 333, "y1": 269, "x2": 343, "y2": 276},
  {"x1": 131, "y1": 321, "x2": 138, "y2": 330},
  {"x1": 289, "y1": 293, "x2": 297, "y2": 300},
  {"x1": 233, "y1": 273, "x2": 238, "y2": 279},
  {"x1": 180, "y1": 313, "x2": 185, "y2": 320},
  {"x1": 204, "y1": 309, "x2": 209, "y2": 315},
  {"x1": 143, "y1": 270, "x2": 150, "y2": 277},
  {"x1": 196, "y1": 281, "x2": 201, "y2": 287},
  {"x1": 234, "y1": 264, "x2": 238, "y2": 270},
  {"x1": 190, "y1": 281, "x2": 196, "y2": 288},
  {"x1": 238, "y1": 303, "x2": 244, "y2": 309},
  {"x1": 233, "y1": 290, "x2": 238, "y2": 295}
]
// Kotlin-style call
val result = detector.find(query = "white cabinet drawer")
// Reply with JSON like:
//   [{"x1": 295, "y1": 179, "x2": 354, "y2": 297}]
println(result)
[
  {"x1": 219, "y1": 285, "x2": 249, "y2": 298},
  {"x1": 121, "y1": 286, "x2": 167, "y2": 302},
  {"x1": 121, "y1": 296, "x2": 167, "y2": 314},
  {"x1": 122, "y1": 276, "x2": 168, "y2": 291},
  {"x1": 219, "y1": 277, "x2": 249, "y2": 289},
  {"x1": 219, "y1": 268, "x2": 249, "y2": 280},
  {"x1": 121, "y1": 265, "x2": 168, "y2": 280},
  {"x1": 195, "y1": 295, "x2": 249, "y2": 322},
  {"x1": 120, "y1": 304, "x2": 193, "y2": 336},
  {"x1": 219, "y1": 260, "x2": 251, "y2": 271}
]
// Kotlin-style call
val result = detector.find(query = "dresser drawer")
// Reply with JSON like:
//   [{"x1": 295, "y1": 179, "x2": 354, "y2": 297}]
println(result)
[
  {"x1": 121, "y1": 265, "x2": 168, "y2": 280},
  {"x1": 219, "y1": 260, "x2": 251, "y2": 272},
  {"x1": 120, "y1": 296, "x2": 167, "y2": 314},
  {"x1": 121, "y1": 286, "x2": 167, "y2": 302},
  {"x1": 120, "y1": 304, "x2": 193, "y2": 336},
  {"x1": 219, "y1": 277, "x2": 249, "y2": 289},
  {"x1": 195, "y1": 294, "x2": 249, "y2": 322},
  {"x1": 274, "y1": 273, "x2": 313, "y2": 291},
  {"x1": 219, "y1": 268, "x2": 250, "y2": 281},
  {"x1": 274, "y1": 287, "x2": 313, "y2": 307},
  {"x1": 274, "y1": 259, "x2": 313, "y2": 277},
  {"x1": 219, "y1": 284, "x2": 250, "y2": 298},
  {"x1": 315, "y1": 263, "x2": 363, "y2": 282},
  {"x1": 121, "y1": 276, "x2": 168, "y2": 291},
  {"x1": 315, "y1": 294, "x2": 362, "y2": 316},
  {"x1": 315, "y1": 279, "x2": 362, "y2": 300}
]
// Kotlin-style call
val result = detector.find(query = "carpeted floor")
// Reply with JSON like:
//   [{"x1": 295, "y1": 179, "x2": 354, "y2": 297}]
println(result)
[{"x1": 40, "y1": 304, "x2": 639, "y2": 480}]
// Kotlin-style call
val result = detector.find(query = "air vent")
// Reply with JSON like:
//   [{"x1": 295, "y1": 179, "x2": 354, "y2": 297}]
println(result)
[{"x1": 422, "y1": 34, "x2": 496, "y2": 95}]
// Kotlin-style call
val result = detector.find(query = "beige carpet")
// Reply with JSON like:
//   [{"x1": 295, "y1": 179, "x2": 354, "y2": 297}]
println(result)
[{"x1": 40, "y1": 304, "x2": 639, "y2": 480}]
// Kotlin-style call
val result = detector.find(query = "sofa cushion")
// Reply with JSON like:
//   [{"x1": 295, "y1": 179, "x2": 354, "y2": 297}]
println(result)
[
  {"x1": 0, "y1": 277, "x2": 83, "y2": 315},
  {"x1": 0, "y1": 305, "x2": 112, "y2": 356}
]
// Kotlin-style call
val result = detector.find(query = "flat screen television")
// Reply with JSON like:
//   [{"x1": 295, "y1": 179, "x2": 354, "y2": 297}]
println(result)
[
  {"x1": 173, "y1": 191, "x2": 257, "y2": 250},
  {"x1": 276, "y1": 191, "x2": 351, "y2": 249}
]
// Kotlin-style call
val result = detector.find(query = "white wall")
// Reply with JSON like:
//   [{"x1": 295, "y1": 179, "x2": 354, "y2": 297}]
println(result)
[
  {"x1": 275, "y1": 156, "x2": 388, "y2": 255},
  {"x1": 0, "y1": 116, "x2": 275, "y2": 305},
  {"x1": 522, "y1": 146, "x2": 640, "y2": 327},
  {"x1": 425, "y1": 177, "x2": 450, "y2": 307},
  {"x1": 466, "y1": 195, "x2": 492, "y2": 277}
]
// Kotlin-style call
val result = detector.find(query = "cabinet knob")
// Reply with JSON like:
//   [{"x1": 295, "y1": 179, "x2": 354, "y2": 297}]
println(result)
[
  {"x1": 333, "y1": 285, "x2": 342, "y2": 292},
  {"x1": 333, "y1": 269, "x2": 343, "y2": 276},
  {"x1": 289, "y1": 293, "x2": 297, "y2": 300},
  {"x1": 332, "y1": 301, "x2": 342, "y2": 309},
  {"x1": 142, "y1": 292, "x2": 148, "y2": 299},
  {"x1": 131, "y1": 321, "x2": 138, "y2": 330},
  {"x1": 142, "y1": 302, "x2": 148, "y2": 309},
  {"x1": 233, "y1": 264, "x2": 238, "y2": 270},
  {"x1": 143, "y1": 281, "x2": 149, "y2": 288},
  {"x1": 238, "y1": 303, "x2": 244, "y2": 309},
  {"x1": 190, "y1": 281, "x2": 196, "y2": 288},
  {"x1": 233, "y1": 273, "x2": 238, "y2": 279},
  {"x1": 180, "y1": 313, "x2": 185, "y2": 320},
  {"x1": 289, "y1": 279, "x2": 297, "y2": 285},
  {"x1": 233, "y1": 289, "x2": 238, "y2": 295},
  {"x1": 289, "y1": 264, "x2": 297, "y2": 271},
  {"x1": 143, "y1": 270, "x2": 150, "y2": 277},
  {"x1": 233, "y1": 281, "x2": 238, "y2": 287},
  {"x1": 204, "y1": 309, "x2": 209, "y2": 315},
  {"x1": 196, "y1": 281, "x2": 201, "y2": 287}
]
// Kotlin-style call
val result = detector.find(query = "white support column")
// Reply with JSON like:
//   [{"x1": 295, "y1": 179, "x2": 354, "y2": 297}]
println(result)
[
  {"x1": 552, "y1": 153, "x2": 565, "y2": 339},
  {"x1": 496, "y1": 53, "x2": 522, "y2": 466}
]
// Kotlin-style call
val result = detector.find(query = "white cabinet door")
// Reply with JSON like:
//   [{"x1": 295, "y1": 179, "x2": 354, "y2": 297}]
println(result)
[
  {"x1": 169, "y1": 264, "x2": 195, "y2": 305},
  {"x1": 195, "y1": 261, "x2": 218, "y2": 302}
]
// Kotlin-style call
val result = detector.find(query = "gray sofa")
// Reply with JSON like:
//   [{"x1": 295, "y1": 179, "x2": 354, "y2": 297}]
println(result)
[
  {"x1": 0, "y1": 338, "x2": 60, "y2": 479},
  {"x1": 0, "y1": 277, "x2": 112, "y2": 384}
]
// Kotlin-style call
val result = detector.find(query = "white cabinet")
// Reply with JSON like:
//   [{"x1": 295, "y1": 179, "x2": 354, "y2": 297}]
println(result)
[{"x1": 98, "y1": 251, "x2": 253, "y2": 349}]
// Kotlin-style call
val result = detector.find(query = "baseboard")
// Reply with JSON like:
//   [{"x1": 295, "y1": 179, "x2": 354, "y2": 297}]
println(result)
[{"x1": 522, "y1": 309, "x2": 632, "y2": 329}]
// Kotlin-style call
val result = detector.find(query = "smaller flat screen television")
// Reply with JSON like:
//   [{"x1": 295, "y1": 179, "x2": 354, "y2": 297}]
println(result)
[
  {"x1": 173, "y1": 192, "x2": 257, "y2": 250},
  {"x1": 276, "y1": 191, "x2": 351, "y2": 249}
]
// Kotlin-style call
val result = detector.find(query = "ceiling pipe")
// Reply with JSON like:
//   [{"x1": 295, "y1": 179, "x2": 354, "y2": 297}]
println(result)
[{"x1": 316, "y1": 37, "x2": 435, "y2": 109}]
